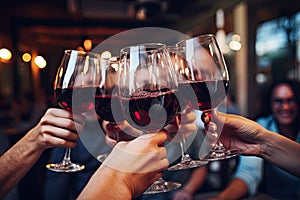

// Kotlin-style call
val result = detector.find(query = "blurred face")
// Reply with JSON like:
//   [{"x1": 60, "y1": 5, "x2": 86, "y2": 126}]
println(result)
[{"x1": 271, "y1": 84, "x2": 299, "y2": 125}]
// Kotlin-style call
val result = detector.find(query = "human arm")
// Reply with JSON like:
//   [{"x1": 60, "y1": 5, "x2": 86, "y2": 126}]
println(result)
[
  {"x1": 211, "y1": 178, "x2": 248, "y2": 200},
  {"x1": 212, "y1": 156, "x2": 263, "y2": 200},
  {"x1": 202, "y1": 110, "x2": 300, "y2": 178},
  {"x1": 173, "y1": 166, "x2": 207, "y2": 200},
  {"x1": 0, "y1": 108, "x2": 85, "y2": 198},
  {"x1": 78, "y1": 130, "x2": 169, "y2": 200}
]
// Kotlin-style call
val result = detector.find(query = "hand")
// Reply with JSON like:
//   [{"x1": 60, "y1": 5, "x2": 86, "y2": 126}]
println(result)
[
  {"x1": 165, "y1": 106, "x2": 197, "y2": 142},
  {"x1": 201, "y1": 110, "x2": 263, "y2": 156},
  {"x1": 79, "y1": 130, "x2": 169, "y2": 199},
  {"x1": 173, "y1": 190, "x2": 193, "y2": 200},
  {"x1": 28, "y1": 108, "x2": 86, "y2": 150},
  {"x1": 103, "y1": 130, "x2": 169, "y2": 173},
  {"x1": 102, "y1": 120, "x2": 143, "y2": 147}
]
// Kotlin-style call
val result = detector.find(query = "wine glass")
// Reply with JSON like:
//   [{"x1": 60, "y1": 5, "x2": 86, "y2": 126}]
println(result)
[
  {"x1": 176, "y1": 34, "x2": 242, "y2": 161},
  {"x1": 94, "y1": 56, "x2": 121, "y2": 162},
  {"x1": 167, "y1": 46, "x2": 208, "y2": 170},
  {"x1": 46, "y1": 49, "x2": 100, "y2": 172},
  {"x1": 94, "y1": 56, "x2": 136, "y2": 162},
  {"x1": 118, "y1": 43, "x2": 181, "y2": 194}
]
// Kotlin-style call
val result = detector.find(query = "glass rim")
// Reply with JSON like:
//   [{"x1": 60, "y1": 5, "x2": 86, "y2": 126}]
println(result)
[
  {"x1": 176, "y1": 33, "x2": 216, "y2": 46},
  {"x1": 120, "y1": 42, "x2": 166, "y2": 55},
  {"x1": 64, "y1": 49, "x2": 100, "y2": 58}
]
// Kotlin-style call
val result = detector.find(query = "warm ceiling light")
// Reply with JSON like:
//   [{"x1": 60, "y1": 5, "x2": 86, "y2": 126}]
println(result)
[
  {"x1": 0, "y1": 48, "x2": 12, "y2": 61},
  {"x1": 100, "y1": 51, "x2": 112, "y2": 59},
  {"x1": 34, "y1": 55, "x2": 47, "y2": 69},
  {"x1": 83, "y1": 38, "x2": 92, "y2": 51},
  {"x1": 22, "y1": 53, "x2": 31, "y2": 62},
  {"x1": 229, "y1": 40, "x2": 242, "y2": 51}
]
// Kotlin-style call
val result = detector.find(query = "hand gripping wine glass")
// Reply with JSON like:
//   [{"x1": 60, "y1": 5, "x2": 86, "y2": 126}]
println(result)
[
  {"x1": 176, "y1": 34, "x2": 242, "y2": 161},
  {"x1": 167, "y1": 46, "x2": 208, "y2": 170},
  {"x1": 46, "y1": 49, "x2": 100, "y2": 172},
  {"x1": 118, "y1": 43, "x2": 181, "y2": 194}
]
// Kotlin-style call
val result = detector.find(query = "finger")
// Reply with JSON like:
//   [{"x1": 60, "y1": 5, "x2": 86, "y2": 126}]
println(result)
[
  {"x1": 201, "y1": 112, "x2": 212, "y2": 125},
  {"x1": 41, "y1": 116, "x2": 82, "y2": 133},
  {"x1": 41, "y1": 125, "x2": 80, "y2": 141},
  {"x1": 42, "y1": 133, "x2": 77, "y2": 147},
  {"x1": 156, "y1": 147, "x2": 167, "y2": 160},
  {"x1": 120, "y1": 121, "x2": 143, "y2": 137},
  {"x1": 105, "y1": 134, "x2": 117, "y2": 147},
  {"x1": 180, "y1": 111, "x2": 196, "y2": 124},
  {"x1": 46, "y1": 108, "x2": 86, "y2": 125},
  {"x1": 207, "y1": 122, "x2": 217, "y2": 132},
  {"x1": 153, "y1": 130, "x2": 168, "y2": 145}
]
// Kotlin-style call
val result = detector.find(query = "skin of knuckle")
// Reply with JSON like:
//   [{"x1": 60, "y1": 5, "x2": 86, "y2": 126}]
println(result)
[{"x1": 66, "y1": 120, "x2": 75, "y2": 129}]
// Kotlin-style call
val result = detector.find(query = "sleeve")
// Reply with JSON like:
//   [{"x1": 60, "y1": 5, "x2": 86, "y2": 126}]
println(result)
[{"x1": 232, "y1": 156, "x2": 263, "y2": 196}]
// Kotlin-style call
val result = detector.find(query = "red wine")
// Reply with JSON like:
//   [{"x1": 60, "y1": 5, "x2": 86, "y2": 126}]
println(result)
[
  {"x1": 55, "y1": 87, "x2": 95, "y2": 113},
  {"x1": 95, "y1": 87, "x2": 123, "y2": 122},
  {"x1": 121, "y1": 88, "x2": 179, "y2": 132},
  {"x1": 177, "y1": 80, "x2": 228, "y2": 111}
]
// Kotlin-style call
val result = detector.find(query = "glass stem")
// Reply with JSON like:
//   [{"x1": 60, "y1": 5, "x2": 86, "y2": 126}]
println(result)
[
  {"x1": 214, "y1": 140, "x2": 226, "y2": 150},
  {"x1": 177, "y1": 114, "x2": 191, "y2": 162},
  {"x1": 180, "y1": 133, "x2": 192, "y2": 163},
  {"x1": 63, "y1": 147, "x2": 71, "y2": 164},
  {"x1": 180, "y1": 132, "x2": 187, "y2": 156}
]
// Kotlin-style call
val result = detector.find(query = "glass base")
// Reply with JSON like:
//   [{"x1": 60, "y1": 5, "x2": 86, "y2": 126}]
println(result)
[
  {"x1": 143, "y1": 179, "x2": 181, "y2": 194},
  {"x1": 46, "y1": 161, "x2": 85, "y2": 172},
  {"x1": 202, "y1": 148, "x2": 242, "y2": 161},
  {"x1": 97, "y1": 154, "x2": 108, "y2": 163},
  {"x1": 168, "y1": 160, "x2": 208, "y2": 171}
]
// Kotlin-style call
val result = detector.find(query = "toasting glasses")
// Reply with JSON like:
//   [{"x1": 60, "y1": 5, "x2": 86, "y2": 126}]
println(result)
[
  {"x1": 176, "y1": 34, "x2": 242, "y2": 161},
  {"x1": 118, "y1": 43, "x2": 181, "y2": 194},
  {"x1": 46, "y1": 50, "x2": 100, "y2": 172}
]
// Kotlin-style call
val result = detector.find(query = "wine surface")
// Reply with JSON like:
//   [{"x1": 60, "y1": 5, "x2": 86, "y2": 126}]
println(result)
[
  {"x1": 177, "y1": 80, "x2": 228, "y2": 111},
  {"x1": 55, "y1": 87, "x2": 95, "y2": 113}
]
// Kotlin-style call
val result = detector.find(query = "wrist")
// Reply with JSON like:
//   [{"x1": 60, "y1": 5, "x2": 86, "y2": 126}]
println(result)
[{"x1": 98, "y1": 165, "x2": 133, "y2": 199}]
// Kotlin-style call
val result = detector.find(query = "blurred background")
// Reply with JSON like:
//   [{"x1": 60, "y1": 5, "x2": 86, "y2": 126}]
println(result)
[{"x1": 0, "y1": 0, "x2": 299, "y2": 118}]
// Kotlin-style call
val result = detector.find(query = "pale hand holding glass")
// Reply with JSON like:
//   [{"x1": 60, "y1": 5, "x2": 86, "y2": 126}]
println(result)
[
  {"x1": 46, "y1": 50, "x2": 100, "y2": 172},
  {"x1": 118, "y1": 43, "x2": 181, "y2": 194}
]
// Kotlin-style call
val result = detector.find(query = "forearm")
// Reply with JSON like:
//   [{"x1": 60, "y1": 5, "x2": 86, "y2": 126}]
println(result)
[
  {"x1": 182, "y1": 167, "x2": 207, "y2": 194},
  {"x1": 260, "y1": 129, "x2": 300, "y2": 178},
  {"x1": 0, "y1": 130, "x2": 44, "y2": 198},
  {"x1": 78, "y1": 165, "x2": 132, "y2": 200},
  {"x1": 216, "y1": 178, "x2": 248, "y2": 200}
]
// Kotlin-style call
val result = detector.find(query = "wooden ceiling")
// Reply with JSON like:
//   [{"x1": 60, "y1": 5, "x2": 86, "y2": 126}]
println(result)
[
  {"x1": 0, "y1": 0, "x2": 243, "y2": 53},
  {"x1": 0, "y1": 0, "x2": 299, "y2": 58}
]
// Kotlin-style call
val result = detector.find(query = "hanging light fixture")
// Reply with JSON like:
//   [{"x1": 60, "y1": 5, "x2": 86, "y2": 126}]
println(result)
[{"x1": 215, "y1": 9, "x2": 229, "y2": 54}]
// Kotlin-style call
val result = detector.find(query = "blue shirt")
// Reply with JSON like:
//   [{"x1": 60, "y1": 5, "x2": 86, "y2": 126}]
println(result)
[{"x1": 233, "y1": 115, "x2": 300, "y2": 198}]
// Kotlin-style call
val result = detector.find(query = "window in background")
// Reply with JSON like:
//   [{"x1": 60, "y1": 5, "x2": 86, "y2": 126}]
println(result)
[{"x1": 256, "y1": 11, "x2": 300, "y2": 84}]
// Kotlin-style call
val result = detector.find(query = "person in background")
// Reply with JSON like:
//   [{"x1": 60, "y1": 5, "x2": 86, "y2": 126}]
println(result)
[{"x1": 208, "y1": 79, "x2": 300, "y2": 199}]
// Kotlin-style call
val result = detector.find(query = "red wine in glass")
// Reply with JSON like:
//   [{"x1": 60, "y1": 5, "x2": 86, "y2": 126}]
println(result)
[
  {"x1": 55, "y1": 87, "x2": 95, "y2": 113},
  {"x1": 94, "y1": 87, "x2": 123, "y2": 123},
  {"x1": 120, "y1": 88, "x2": 179, "y2": 133},
  {"x1": 178, "y1": 80, "x2": 229, "y2": 111},
  {"x1": 176, "y1": 34, "x2": 242, "y2": 161}
]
